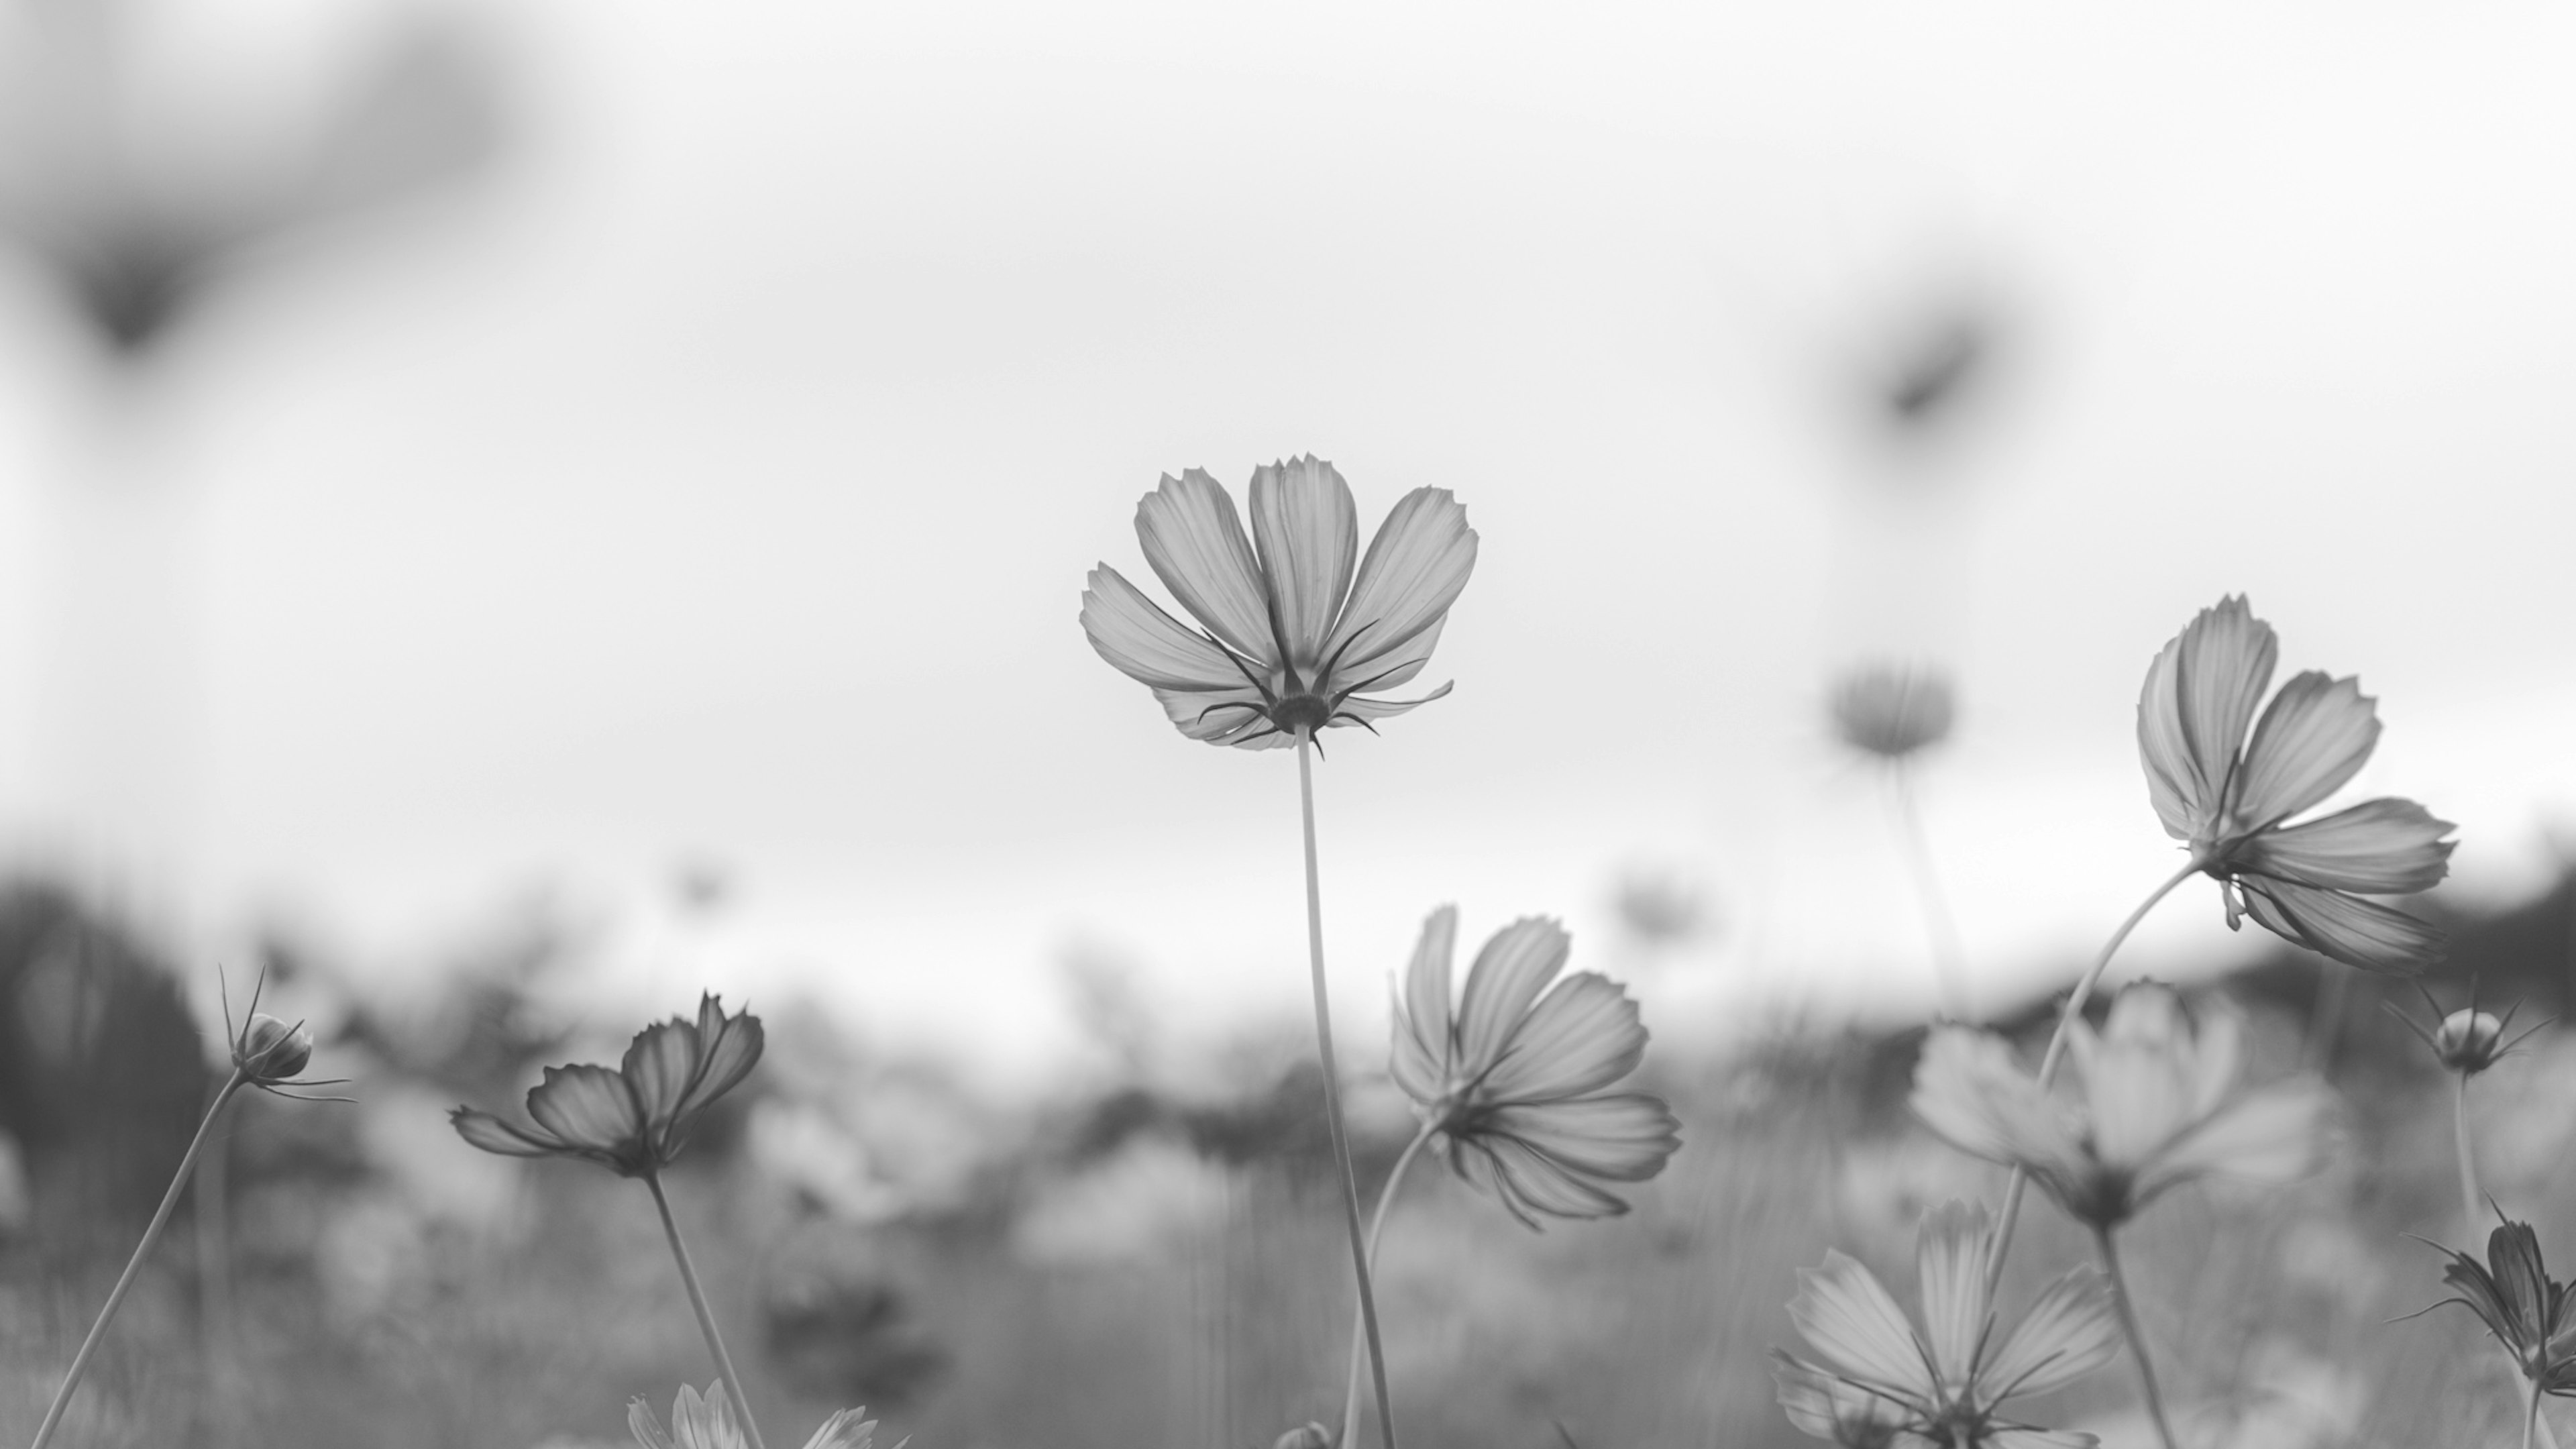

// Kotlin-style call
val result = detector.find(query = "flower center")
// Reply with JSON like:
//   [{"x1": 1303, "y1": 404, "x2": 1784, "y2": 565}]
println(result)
[{"x1": 1273, "y1": 692, "x2": 1332, "y2": 735}]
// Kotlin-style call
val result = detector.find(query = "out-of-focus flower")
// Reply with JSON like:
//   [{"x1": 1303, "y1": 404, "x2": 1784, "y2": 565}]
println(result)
[
  {"x1": 1775, "y1": 1201, "x2": 2121, "y2": 1448},
  {"x1": 2415, "y1": 1220, "x2": 2576, "y2": 1397},
  {"x1": 2387, "y1": 981, "x2": 2543, "y2": 1078},
  {"x1": 1272, "y1": 1422, "x2": 1333, "y2": 1449},
  {"x1": 1389, "y1": 908, "x2": 1680, "y2": 1227},
  {"x1": 1831, "y1": 665, "x2": 1955, "y2": 761},
  {"x1": 1080, "y1": 456, "x2": 1477, "y2": 749},
  {"x1": 1913, "y1": 984, "x2": 2330, "y2": 1230},
  {"x1": 2135, "y1": 596, "x2": 2455, "y2": 972},
  {"x1": 628, "y1": 1381, "x2": 886, "y2": 1449},
  {"x1": 450, "y1": 994, "x2": 761, "y2": 1177}
]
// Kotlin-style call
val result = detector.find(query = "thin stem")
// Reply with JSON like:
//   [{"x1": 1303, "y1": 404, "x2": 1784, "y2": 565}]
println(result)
[
  {"x1": 1296, "y1": 728, "x2": 1398, "y2": 1449},
  {"x1": 2093, "y1": 1226, "x2": 2181, "y2": 1449},
  {"x1": 1886, "y1": 765, "x2": 1969, "y2": 1019},
  {"x1": 1982, "y1": 861, "x2": 2200, "y2": 1297},
  {"x1": 1340, "y1": 1120, "x2": 1440, "y2": 1449},
  {"x1": 2530, "y1": 1377, "x2": 2545, "y2": 1449},
  {"x1": 32, "y1": 1071, "x2": 246, "y2": 1449},
  {"x1": 2301, "y1": 957, "x2": 2350, "y2": 1073},
  {"x1": 2455, "y1": 1073, "x2": 2484, "y2": 1235},
  {"x1": 644, "y1": 1173, "x2": 769, "y2": 1449}
]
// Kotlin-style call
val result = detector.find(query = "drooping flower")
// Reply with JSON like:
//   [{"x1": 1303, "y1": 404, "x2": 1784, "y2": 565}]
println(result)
[
  {"x1": 1079, "y1": 456, "x2": 1477, "y2": 749},
  {"x1": 451, "y1": 994, "x2": 762, "y2": 1177},
  {"x1": 2136, "y1": 595, "x2": 2455, "y2": 972},
  {"x1": 1389, "y1": 908, "x2": 1680, "y2": 1226},
  {"x1": 1912, "y1": 983, "x2": 2330, "y2": 1230},
  {"x1": 2413, "y1": 1220, "x2": 2576, "y2": 1397},
  {"x1": 1831, "y1": 665, "x2": 1955, "y2": 761},
  {"x1": 629, "y1": 1381, "x2": 888, "y2": 1449},
  {"x1": 1775, "y1": 1201, "x2": 2121, "y2": 1448}
]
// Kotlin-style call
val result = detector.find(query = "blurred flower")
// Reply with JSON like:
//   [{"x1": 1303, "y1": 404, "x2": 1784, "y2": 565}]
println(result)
[
  {"x1": 450, "y1": 994, "x2": 761, "y2": 1177},
  {"x1": 1775, "y1": 1200, "x2": 2121, "y2": 1448},
  {"x1": 1272, "y1": 1423, "x2": 1333, "y2": 1449},
  {"x1": 1389, "y1": 908, "x2": 1680, "y2": 1226},
  {"x1": 1081, "y1": 456, "x2": 1477, "y2": 749},
  {"x1": 1913, "y1": 984, "x2": 2330, "y2": 1230},
  {"x1": 2415, "y1": 1220, "x2": 2576, "y2": 1397},
  {"x1": 2136, "y1": 595, "x2": 2455, "y2": 972},
  {"x1": 629, "y1": 1381, "x2": 886, "y2": 1449},
  {"x1": 1831, "y1": 665, "x2": 1955, "y2": 761},
  {"x1": 2387, "y1": 980, "x2": 2543, "y2": 1078}
]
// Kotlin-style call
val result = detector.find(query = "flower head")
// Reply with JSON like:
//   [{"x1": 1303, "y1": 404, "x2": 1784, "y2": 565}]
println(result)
[
  {"x1": 1831, "y1": 665, "x2": 1955, "y2": 761},
  {"x1": 1080, "y1": 456, "x2": 1477, "y2": 749},
  {"x1": 2136, "y1": 596, "x2": 2455, "y2": 972},
  {"x1": 451, "y1": 994, "x2": 762, "y2": 1177},
  {"x1": 219, "y1": 967, "x2": 349, "y2": 1102},
  {"x1": 2415, "y1": 1220, "x2": 2576, "y2": 1395},
  {"x1": 629, "y1": 1381, "x2": 888, "y2": 1449},
  {"x1": 1912, "y1": 983, "x2": 2330, "y2": 1230},
  {"x1": 1389, "y1": 908, "x2": 1680, "y2": 1227},
  {"x1": 1775, "y1": 1201, "x2": 2121, "y2": 1448},
  {"x1": 2387, "y1": 979, "x2": 2544, "y2": 1078}
]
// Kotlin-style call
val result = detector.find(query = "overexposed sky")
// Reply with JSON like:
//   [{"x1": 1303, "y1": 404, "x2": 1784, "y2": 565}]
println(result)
[{"x1": 1, "y1": 0, "x2": 2572, "y2": 1087}]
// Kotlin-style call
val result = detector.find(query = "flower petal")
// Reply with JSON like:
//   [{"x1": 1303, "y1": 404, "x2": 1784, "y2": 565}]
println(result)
[
  {"x1": 676, "y1": 998, "x2": 764, "y2": 1121},
  {"x1": 449, "y1": 1106, "x2": 566, "y2": 1159},
  {"x1": 1134, "y1": 470, "x2": 1277, "y2": 664},
  {"x1": 1911, "y1": 1028, "x2": 2089, "y2": 1187},
  {"x1": 1786, "y1": 1250, "x2": 1940, "y2": 1403},
  {"x1": 525, "y1": 1063, "x2": 644, "y2": 1155},
  {"x1": 800, "y1": 1409, "x2": 880, "y2": 1449},
  {"x1": 1450, "y1": 1130, "x2": 1630, "y2": 1226},
  {"x1": 2236, "y1": 876, "x2": 2444, "y2": 973},
  {"x1": 2238, "y1": 798, "x2": 2456, "y2": 896},
  {"x1": 2076, "y1": 987, "x2": 2210, "y2": 1174},
  {"x1": 2229, "y1": 670, "x2": 2379, "y2": 829},
  {"x1": 1247, "y1": 456, "x2": 1357, "y2": 674},
  {"x1": 1479, "y1": 1093, "x2": 1680, "y2": 1183},
  {"x1": 1324, "y1": 486, "x2": 1476, "y2": 685},
  {"x1": 1149, "y1": 684, "x2": 1280, "y2": 747},
  {"x1": 1986, "y1": 1430, "x2": 2099, "y2": 1449},
  {"x1": 2131, "y1": 1077, "x2": 2329, "y2": 1208},
  {"x1": 1477, "y1": 972, "x2": 1647, "y2": 1104},
  {"x1": 629, "y1": 1398, "x2": 680, "y2": 1449},
  {"x1": 1080, "y1": 565, "x2": 1255, "y2": 693},
  {"x1": 1914, "y1": 1201, "x2": 1994, "y2": 1390},
  {"x1": 670, "y1": 1381, "x2": 748, "y2": 1449},
  {"x1": 2136, "y1": 596, "x2": 2275, "y2": 841},
  {"x1": 1391, "y1": 906, "x2": 1458, "y2": 1105},
  {"x1": 1454, "y1": 917, "x2": 1572, "y2": 1079},
  {"x1": 1328, "y1": 682, "x2": 1452, "y2": 730},
  {"x1": 1772, "y1": 1352, "x2": 1916, "y2": 1443},
  {"x1": 624, "y1": 1015, "x2": 704, "y2": 1130},
  {"x1": 1982, "y1": 1265, "x2": 2120, "y2": 1402}
]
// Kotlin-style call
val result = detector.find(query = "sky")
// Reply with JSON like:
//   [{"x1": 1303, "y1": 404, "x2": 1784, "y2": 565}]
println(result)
[{"x1": 0, "y1": 0, "x2": 2572, "y2": 1091}]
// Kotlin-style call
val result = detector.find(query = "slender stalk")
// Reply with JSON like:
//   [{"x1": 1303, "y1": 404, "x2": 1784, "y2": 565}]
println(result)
[
  {"x1": 1340, "y1": 1121, "x2": 1440, "y2": 1449},
  {"x1": 1982, "y1": 861, "x2": 2200, "y2": 1297},
  {"x1": 2455, "y1": 1073, "x2": 2484, "y2": 1234},
  {"x1": 1886, "y1": 765, "x2": 1969, "y2": 1019},
  {"x1": 1295, "y1": 728, "x2": 1398, "y2": 1449},
  {"x1": 2301, "y1": 957, "x2": 2350, "y2": 1073},
  {"x1": 31, "y1": 1070, "x2": 246, "y2": 1449},
  {"x1": 2092, "y1": 1226, "x2": 2180, "y2": 1449},
  {"x1": 2530, "y1": 1377, "x2": 2546, "y2": 1449},
  {"x1": 644, "y1": 1173, "x2": 768, "y2": 1449}
]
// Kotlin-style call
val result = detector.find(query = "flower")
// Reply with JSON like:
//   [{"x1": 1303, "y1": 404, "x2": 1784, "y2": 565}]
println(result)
[
  {"x1": 2135, "y1": 595, "x2": 2455, "y2": 972},
  {"x1": 1079, "y1": 456, "x2": 1477, "y2": 749},
  {"x1": 2414, "y1": 1220, "x2": 2576, "y2": 1397},
  {"x1": 629, "y1": 1381, "x2": 888, "y2": 1449},
  {"x1": 1911, "y1": 983, "x2": 2330, "y2": 1230},
  {"x1": 1775, "y1": 1200, "x2": 2121, "y2": 1448},
  {"x1": 1831, "y1": 665, "x2": 1955, "y2": 761},
  {"x1": 219, "y1": 967, "x2": 348, "y2": 1101},
  {"x1": 1389, "y1": 908, "x2": 1680, "y2": 1226},
  {"x1": 1271, "y1": 1423, "x2": 1333, "y2": 1449},
  {"x1": 2387, "y1": 980, "x2": 2542, "y2": 1078},
  {"x1": 451, "y1": 994, "x2": 762, "y2": 1177}
]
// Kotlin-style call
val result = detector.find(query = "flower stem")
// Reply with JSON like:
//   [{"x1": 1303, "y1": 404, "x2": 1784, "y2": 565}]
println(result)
[
  {"x1": 1340, "y1": 1120, "x2": 1439, "y2": 1449},
  {"x1": 31, "y1": 1069, "x2": 246, "y2": 1449},
  {"x1": 2454, "y1": 1072, "x2": 2484, "y2": 1234},
  {"x1": 1295, "y1": 727, "x2": 1398, "y2": 1449},
  {"x1": 2530, "y1": 1377, "x2": 2546, "y2": 1449},
  {"x1": 644, "y1": 1172, "x2": 768, "y2": 1449},
  {"x1": 2092, "y1": 1226, "x2": 2181, "y2": 1449},
  {"x1": 1982, "y1": 861, "x2": 2199, "y2": 1297},
  {"x1": 1886, "y1": 764, "x2": 1969, "y2": 1020}
]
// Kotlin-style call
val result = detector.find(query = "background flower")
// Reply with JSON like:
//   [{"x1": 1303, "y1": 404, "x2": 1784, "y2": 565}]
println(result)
[{"x1": 451, "y1": 995, "x2": 763, "y2": 1177}]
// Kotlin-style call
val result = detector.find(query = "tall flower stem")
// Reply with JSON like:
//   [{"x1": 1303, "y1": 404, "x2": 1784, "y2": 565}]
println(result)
[
  {"x1": 31, "y1": 1069, "x2": 246, "y2": 1449},
  {"x1": 2453, "y1": 1072, "x2": 2484, "y2": 1234},
  {"x1": 2092, "y1": 1226, "x2": 2181, "y2": 1449},
  {"x1": 1296, "y1": 727, "x2": 1398, "y2": 1449},
  {"x1": 1982, "y1": 861, "x2": 2200, "y2": 1296},
  {"x1": 2530, "y1": 1377, "x2": 2546, "y2": 1449},
  {"x1": 1886, "y1": 765, "x2": 1968, "y2": 1019},
  {"x1": 644, "y1": 1173, "x2": 768, "y2": 1449},
  {"x1": 1340, "y1": 1120, "x2": 1440, "y2": 1449}
]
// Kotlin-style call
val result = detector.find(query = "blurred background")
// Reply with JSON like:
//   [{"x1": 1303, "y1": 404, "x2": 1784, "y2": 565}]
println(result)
[{"x1": 2, "y1": 1, "x2": 2574, "y2": 1445}]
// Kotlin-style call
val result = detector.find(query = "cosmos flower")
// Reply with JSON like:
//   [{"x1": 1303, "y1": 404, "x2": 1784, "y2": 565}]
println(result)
[
  {"x1": 1912, "y1": 984, "x2": 2330, "y2": 1231},
  {"x1": 1775, "y1": 1201, "x2": 2121, "y2": 1448},
  {"x1": 1389, "y1": 908, "x2": 1680, "y2": 1226},
  {"x1": 219, "y1": 968, "x2": 350, "y2": 1102},
  {"x1": 1831, "y1": 665, "x2": 1955, "y2": 761},
  {"x1": 2415, "y1": 1220, "x2": 2576, "y2": 1398},
  {"x1": 2136, "y1": 595, "x2": 2455, "y2": 972},
  {"x1": 1079, "y1": 456, "x2": 1477, "y2": 749},
  {"x1": 629, "y1": 1381, "x2": 887, "y2": 1449},
  {"x1": 2387, "y1": 981, "x2": 2544, "y2": 1079},
  {"x1": 451, "y1": 994, "x2": 762, "y2": 1177}
]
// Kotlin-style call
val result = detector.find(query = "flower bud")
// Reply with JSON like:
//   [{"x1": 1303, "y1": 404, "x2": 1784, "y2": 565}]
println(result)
[
  {"x1": 235, "y1": 1013, "x2": 314, "y2": 1083},
  {"x1": 1272, "y1": 1423, "x2": 1332, "y2": 1449},
  {"x1": 1830, "y1": 666, "x2": 1954, "y2": 760},
  {"x1": 2433, "y1": 1008, "x2": 2507, "y2": 1075}
]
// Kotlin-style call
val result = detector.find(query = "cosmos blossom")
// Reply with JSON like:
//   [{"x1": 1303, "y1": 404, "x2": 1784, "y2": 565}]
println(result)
[
  {"x1": 2137, "y1": 595, "x2": 2455, "y2": 972},
  {"x1": 2416, "y1": 1221, "x2": 2576, "y2": 1398},
  {"x1": 451, "y1": 994, "x2": 763, "y2": 1177},
  {"x1": 629, "y1": 1381, "x2": 889, "y2": 1449},
  {"x1": 1389, "y1": 908, "x2": 1680, "y2": 1226},
  {"x1": 1079, "y1": 455, "x2": 1477, "y2": 749},
  {"x1": 1775, "y1": 1201, "x2": 2121, "y2": 1448}
]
